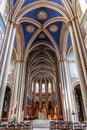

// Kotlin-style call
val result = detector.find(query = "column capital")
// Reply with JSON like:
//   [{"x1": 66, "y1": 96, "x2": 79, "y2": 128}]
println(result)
[
  {"x1": 16, "y1": 60, "x2": 26, "y2": 63},
  {"x1": 58, "y1": 58, "x2": 69, "y2": 62},
  {"x1": 67, "y1": 16, "x2": 78, "y2": 26},
  {"x1": 8, "y1": 19, "x2": 18, "y2": 27}
]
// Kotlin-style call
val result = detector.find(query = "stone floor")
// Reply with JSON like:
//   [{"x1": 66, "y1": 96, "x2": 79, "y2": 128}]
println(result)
[{"x1": 33, "y1": 128, "x2": 49, "y2": 130}]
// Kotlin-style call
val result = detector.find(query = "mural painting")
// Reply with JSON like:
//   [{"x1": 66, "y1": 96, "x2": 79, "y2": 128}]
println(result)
[
  {"x1": 80, "y1": 11, "x2": 87, "y2": 50},
  {"x1": 0, "y1": 14, "x2": 6, "y2": 69}
]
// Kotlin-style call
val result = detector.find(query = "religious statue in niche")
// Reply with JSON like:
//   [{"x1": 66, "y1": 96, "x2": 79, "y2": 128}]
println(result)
[
  {"x1": 48, "y1": 101, "x2": 53, "y2": 119},
  {"x1": 39, "y1": 101, "x2": 48, "y2": 119},
  {"x1": 34, "y1": 101, "x2": 39, "y2": 119},
  {"x1": 2, "y1": 90, "x2": 11, "y2": 119}
]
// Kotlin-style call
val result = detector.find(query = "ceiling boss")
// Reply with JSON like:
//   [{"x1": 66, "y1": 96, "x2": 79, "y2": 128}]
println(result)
[{"x1": 37, "y1": 10, "x2": 48, "y2": 20}]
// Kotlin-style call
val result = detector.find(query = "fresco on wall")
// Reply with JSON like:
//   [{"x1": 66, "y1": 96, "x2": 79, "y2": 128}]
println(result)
[
  {"x1": 0, "y1": 14, "x2": 6, "y2": 64},
  {"x1": 76, "y1": 0, "x2": 83, "y2": 23},
  {"x1": 3, "y1": 2, "x2": 9, "y2": 25},
  {"x1": 7, "y1": 63, "x2": 16, "y2": 85},
  {"x1": 80, "y1": 11, "x2": 87, "y2": 50}
]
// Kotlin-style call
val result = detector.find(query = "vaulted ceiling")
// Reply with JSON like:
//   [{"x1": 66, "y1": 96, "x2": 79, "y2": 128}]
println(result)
[
  {"x1": 14, "y1": 0, "x2": 72, "y2": 50},
  {"x1": 13, "y1": 0, "x2": 72, "y2": 82}
]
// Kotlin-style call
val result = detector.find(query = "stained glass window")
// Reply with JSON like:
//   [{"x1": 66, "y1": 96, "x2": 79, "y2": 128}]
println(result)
[
  {"x1": 35, "y1": 83, "x2": 39, "y2": 93},
  {"x1": 48, "y1": 82, "x2": 52, "y2": 93},
  {"x1": 42, "y1": 83, "x2": 45, "y2": 93}
]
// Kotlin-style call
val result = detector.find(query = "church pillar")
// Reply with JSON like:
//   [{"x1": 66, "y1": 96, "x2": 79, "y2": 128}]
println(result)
[
  {"x1": 54, "y1": 81, "x2": 59, "y2": 109},
  {"x1": 59, "y1": 60, "x2": 76, "y2": 121},
  {"x1": 24, "y1": 71, "x2": 29, "y2": 118},
  {"x1": 51, "y1": 82, "x2": 53, "y2": 103},
  {"x1": 39, "y1": 79, "x2": 42, "y2": 104},
  {"x1": 0, "y1": 21, "x2": 17, "y2": 119},
  {"x1": 69, "y1": 19, "x2": 87, "y2": 119},
  {"x1": 11, "y1": 60, "x2": 26, "y2": 121},
  {"x1": 29, "y1": 77, "x2": 32, "y2": 103}
]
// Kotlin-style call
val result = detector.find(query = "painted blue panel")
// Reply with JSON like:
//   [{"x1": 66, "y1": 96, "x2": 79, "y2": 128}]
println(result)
[
  {"x1": 46, "y1": 22, "x2": 63, "y2": 47},
  {"x1": 13, "y1": 0, "x2": 17, "y2": 5},
  {"x1": 33, "y1": 34, "x2": 53, "y2": 47},
  {"x1": 22, "y1": 0, "x2": 37, "y2": 7},
  {"x1": 21, "y1": 22, "x2": 38, "y2": 48},
  {"x1": 22, "y1": 0, "x2": 64, "y2": 7},
  {"x1": 14, "y1": 37, "x2": 17, "y2": 47},
  {"x1": 70, "y1": 0, "x2": 73, "y2": 3},
  {"x1": 13, "y1": 0, "x2": 72, "y2": 6},
  {"x1": 23, "y1": 7, "x2": 62, "y2": 24},
  {"x1": 50, "y1": 0, "x2": 64, "y2": 6}
]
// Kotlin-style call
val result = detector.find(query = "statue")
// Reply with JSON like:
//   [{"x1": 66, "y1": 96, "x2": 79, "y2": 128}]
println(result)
[{"x1": 39, "y1": 102, "x2": 48, "y2": 119}]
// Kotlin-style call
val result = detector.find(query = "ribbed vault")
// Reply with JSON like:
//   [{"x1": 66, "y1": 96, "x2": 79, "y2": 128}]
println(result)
[{"x1": 27, "y1": 42, "x2": 57, "y2": 83}]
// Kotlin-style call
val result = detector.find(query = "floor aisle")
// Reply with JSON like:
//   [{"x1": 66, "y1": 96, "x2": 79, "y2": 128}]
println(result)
[
  {"x1": 32, "y1": 120, "x2": 50, "y2": 130},
  {"x1": 33, "y1": 128, "x2": 49, "y2": 130}
]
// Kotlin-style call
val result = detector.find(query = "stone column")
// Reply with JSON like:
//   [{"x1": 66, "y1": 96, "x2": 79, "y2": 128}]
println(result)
[
  {"x1": 39, "y1": 79, "x2": 42, "y2": 104},
  {"x1": 51, "y1": 82, "x2": 53, "y2": 103},
  {"x1": 29, "y1": 77, "x2": 32, "y2": 103},
  {"x1": 11, "y1": 60, "x2": 26, "y2": 121},
  {"x1": 69, "y1": 19, "x2": 87, "y2": 119},
  {"x1": 59, "y1": 60, "x2": 76, "y2": 121},
  {"x1": 24, "y1": 71, "x2": 29, "y2": 118},
  {"x1": 34, "y1": 82, "x2": 36, "y2": 103},
  {"x1": 0, "y1": 21, "x2": 17, "y2": 119}
]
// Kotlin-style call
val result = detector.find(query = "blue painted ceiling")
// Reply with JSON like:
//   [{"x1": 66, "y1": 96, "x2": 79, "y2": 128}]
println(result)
[
  {"x1": 13, "y1": 0, "x2": 72, "y2": 50},
  {"x1": 13, "y1": 0, "x2": 72, "y2": 6},
  {"x1": 33, "y1": 32, "x2": 54, "y2": 46},
  {"x1": 46, "y1": 22, "x2": 63, "y2": 47},
  {"x1": 24, "y1": 7, "x2": 63, "y2": 24},
  {"x1": 21, "y1": 22, "x2": 38, "y2": 48}
]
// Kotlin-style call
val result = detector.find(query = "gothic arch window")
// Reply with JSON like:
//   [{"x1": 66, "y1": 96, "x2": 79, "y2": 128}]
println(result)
[
  {"x1": 35, "y1": 83, "x2": 39, "y2": 93},
  {"x1": 67, "y1": 49, "x2": 78, "y2": 78},
  {"x1": 32, "y1": 82, "x2": 34, "y2": 93},
  {"x1": 48, "y1": 82, "x2": 52, "y2": 93},
  {"x1": 42, "y1": 83, "x2": 45, "y2": 93}
]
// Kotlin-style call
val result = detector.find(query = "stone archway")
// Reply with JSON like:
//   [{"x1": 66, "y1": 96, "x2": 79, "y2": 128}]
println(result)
[
  {"x1": 2, "y1": 86, "x2": 12, "y2": 121},
  {"x1": 74, "y1": 84, "x2": 84, "y2": 121}
]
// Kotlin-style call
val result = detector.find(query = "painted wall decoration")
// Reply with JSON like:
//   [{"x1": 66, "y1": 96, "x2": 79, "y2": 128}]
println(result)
[
  {"x1": 0, "y1": 14, "x2": 6, "y2": 66},
  {"x1": 3, "y1": 1, "x2": 9, "y2": 25},
  {"x1": 7, "y1": 63, "x2": 16, "y2": 85},
  {"x1": 76, "y1": 0, "x2": 83, "y2": 23},
  {"x1": 80, "y1": 11, "x2": 87, "y2": 50}
]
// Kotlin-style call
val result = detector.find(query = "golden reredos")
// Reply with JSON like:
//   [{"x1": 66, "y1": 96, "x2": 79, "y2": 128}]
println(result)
[
  {"x1": 37, "y1": 10, "x2": 48, "y2": 20},
  {"x1": 26, "y1": 25, "x2": 35, "y2": 33}
]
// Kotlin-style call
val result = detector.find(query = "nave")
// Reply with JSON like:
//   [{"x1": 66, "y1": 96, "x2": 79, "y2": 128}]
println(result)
[{"x1": 0, "y1": 0, "x2": 87, "y2": 123}]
